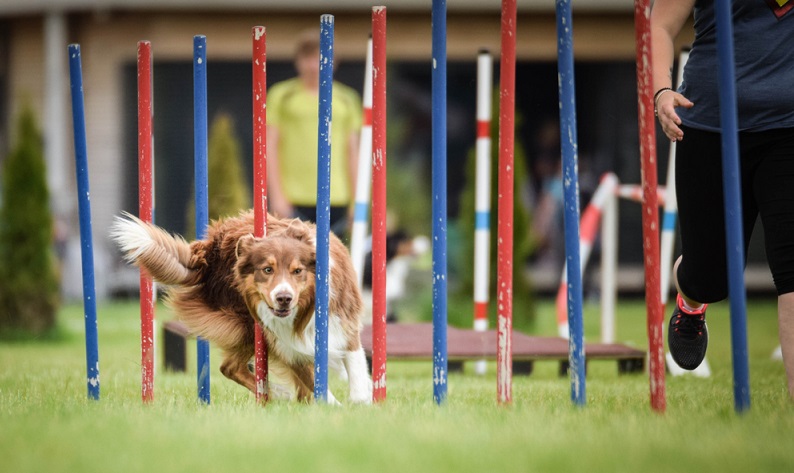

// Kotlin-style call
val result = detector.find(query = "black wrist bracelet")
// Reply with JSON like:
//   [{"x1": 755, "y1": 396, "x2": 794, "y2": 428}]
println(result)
[
  {"x1": 653, "y1": 87, "x2": 673, "y2": 103},
  {"x1": 653, "y1": 87, "x2": 674, "y2": 117}
]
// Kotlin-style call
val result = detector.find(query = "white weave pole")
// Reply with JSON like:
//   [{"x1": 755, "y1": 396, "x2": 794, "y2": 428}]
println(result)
[
  {"x1": 600, "y1": 184, "x2": 665, "y2": 343},
  {"x1": 664, "y1": 48, "x2": 710, "y2": 378},
  {"x1": 600, "y1": 182, "x2": 618, "y2": 343},
  {"x1": 350, "y1": 36, "x2": 374, "y2": 288},
  {"x1": 660, "y1": 48, "x2": 688, "y2": 305},
  {"x1": 473, "y1": 49, "x2": 493, "y2": 375}
]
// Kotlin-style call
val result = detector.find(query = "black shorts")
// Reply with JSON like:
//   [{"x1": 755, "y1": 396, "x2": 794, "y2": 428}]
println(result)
[
  {"x1": 292, "y1": 205, "x2": 349, "y2": 237},
  {"x1": 676, "y1": 125, "x2": 794, "y2": 301}
]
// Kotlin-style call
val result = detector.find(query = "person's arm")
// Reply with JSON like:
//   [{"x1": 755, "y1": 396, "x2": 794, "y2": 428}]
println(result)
[
  {"x1": 651, "y1": 0, "x2": 695, "y2": 142},
  {"x1": 347, "y1": 130, "x2": 360, "y2": 202},
  {"x1": 266, "y1": 124, "x2": 294, "y2": 218}
]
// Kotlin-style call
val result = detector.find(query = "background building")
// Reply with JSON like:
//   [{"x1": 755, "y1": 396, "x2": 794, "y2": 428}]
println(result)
[{"x1": 6, "y1": 1, "x2": 759, "y2": 301}]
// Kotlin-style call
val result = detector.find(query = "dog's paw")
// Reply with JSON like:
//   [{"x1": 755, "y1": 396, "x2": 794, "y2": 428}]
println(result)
[
  {"x1": 326, "y1": 389, "x2": 342, "y2": 406},
  {"x1": 268, "y1": 383, "x2": 293, "y2": 401},
  {"x1": 349, "y1": 381, "x2": 373, "y2": 405}
]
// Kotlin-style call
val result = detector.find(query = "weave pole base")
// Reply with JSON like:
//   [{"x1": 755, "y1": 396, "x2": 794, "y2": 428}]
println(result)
[
  {"x1": 162, "y1": 321, "x2": 647, "y2": 378},
  {"x1": 360, "y1": 323, "x2": 645, "y2": 376}
]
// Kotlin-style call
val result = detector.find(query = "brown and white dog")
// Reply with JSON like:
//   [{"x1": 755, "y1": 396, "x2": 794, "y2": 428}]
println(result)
[{"x1": 110, "y1": 210, "x2": 372, "y2": 404}]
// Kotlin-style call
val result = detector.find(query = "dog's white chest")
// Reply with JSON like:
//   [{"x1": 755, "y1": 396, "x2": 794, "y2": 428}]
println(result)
[{"x1": 256, "y1": 301, "x2": 348, "y2": 364}]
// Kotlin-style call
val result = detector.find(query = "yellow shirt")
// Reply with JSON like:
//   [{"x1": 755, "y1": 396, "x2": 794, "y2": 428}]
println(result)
[{"x1": 268, "y1": 78, "x2": 362, "y2": 206}]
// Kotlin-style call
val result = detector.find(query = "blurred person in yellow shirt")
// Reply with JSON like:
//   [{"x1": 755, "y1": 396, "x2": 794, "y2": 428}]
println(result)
[{"x1": 267, "y1": 30, "x2": 362, "y2": 236}]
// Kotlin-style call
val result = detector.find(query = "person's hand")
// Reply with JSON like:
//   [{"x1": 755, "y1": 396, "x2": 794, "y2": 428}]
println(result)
[{"x1": 655, "y1": 90, "x2": 694, "y2": 142}]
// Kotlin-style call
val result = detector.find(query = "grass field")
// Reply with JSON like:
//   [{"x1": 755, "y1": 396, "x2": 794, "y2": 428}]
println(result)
[{"x1": 1, "y1": 297, "x2": 793, "y2": 473}]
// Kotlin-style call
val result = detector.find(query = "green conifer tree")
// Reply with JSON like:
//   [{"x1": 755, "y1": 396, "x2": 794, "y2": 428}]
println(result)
[
  {"x1": 0, "y1": 106, "x2": 60, "y2": 335},
  {"x1": 185, "y1": 113, "x2": 251, "y2": 235}
]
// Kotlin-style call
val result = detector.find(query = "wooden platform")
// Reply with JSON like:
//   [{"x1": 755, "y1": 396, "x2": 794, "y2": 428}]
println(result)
[
  {"x1": 360, "y1": 323, "x2": 645, "y2": 376},
  {"x1": 162, "y1": 320, "x2": 646, "y2": 376}
]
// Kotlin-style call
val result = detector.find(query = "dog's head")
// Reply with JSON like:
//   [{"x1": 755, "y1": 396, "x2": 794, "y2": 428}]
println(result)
[{"x1": 234, "y1": 235, "x2": 316, "y2": 318}]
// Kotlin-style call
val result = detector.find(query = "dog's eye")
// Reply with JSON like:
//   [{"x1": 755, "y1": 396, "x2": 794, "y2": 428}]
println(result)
[
  {"x1": 293, "y1": 268, "x2": 302, "y2": 275},
  {"x1": 263, "y1": 267, "x2": 273, "y2": 274}
]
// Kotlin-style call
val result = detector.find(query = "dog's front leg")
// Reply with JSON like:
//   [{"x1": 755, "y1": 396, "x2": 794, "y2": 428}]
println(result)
[
  {"x1": 219, "y1": 354, "x2": 257, "y2": 394},
  {"x1": 291, "y1": 362, "x2": 342, "y2": 405},
  {"x1": 344, "y1": 346, "x2": 373, "y2": 404}
]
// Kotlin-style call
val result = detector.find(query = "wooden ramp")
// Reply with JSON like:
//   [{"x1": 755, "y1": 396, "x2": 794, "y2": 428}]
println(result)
[{"x1": 360, "y1": 323, "x2": 645, "y2": 376}]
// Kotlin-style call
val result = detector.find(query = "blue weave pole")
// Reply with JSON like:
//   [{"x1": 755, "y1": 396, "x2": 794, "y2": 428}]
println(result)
[
  {"x1": 314, "y1": 14, "x2": 334, "y2": 404},
  {"x1": 555, "y1": 0, "x2": 585, "y2": 406},
  {"x1": 68, "y1": 44, "x2": 100, "y2": 401},
  {"x1": 431, "y1": 0, "x2": 448, "y2": 406},
  {"x1": 714, "y1": 0, "x2": 750, "y2": 413},
  {"x1": 194, "y1": 35, "x2": 211, "y2": 405}
]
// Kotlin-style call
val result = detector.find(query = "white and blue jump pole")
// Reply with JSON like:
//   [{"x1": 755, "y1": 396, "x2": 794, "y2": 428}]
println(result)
[{"x1": 350, "y1": 37, "x2": 373, "y2": 288}]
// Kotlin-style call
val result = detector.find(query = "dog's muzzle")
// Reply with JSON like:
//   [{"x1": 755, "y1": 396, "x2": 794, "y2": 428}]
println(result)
[{"x1": 270, "y1": 291, "x2": 294, "y2": 318}]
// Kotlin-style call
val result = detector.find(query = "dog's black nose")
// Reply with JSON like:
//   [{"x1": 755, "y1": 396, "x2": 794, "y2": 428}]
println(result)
[{"x1": 276, "y1": 292, "x2": 293, "y2": 307}]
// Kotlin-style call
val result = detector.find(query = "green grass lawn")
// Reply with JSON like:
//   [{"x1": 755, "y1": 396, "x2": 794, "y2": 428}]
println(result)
[{"x1": 1, "y1": 297, "x2": 792, "y2": 473}]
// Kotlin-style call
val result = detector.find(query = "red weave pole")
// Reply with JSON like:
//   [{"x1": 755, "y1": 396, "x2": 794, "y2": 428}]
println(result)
[
  {"x1": 497, "y1": 0, "x2": 516, "y2": 404},
  {"x1": 634, "y1": 0, "x2": 666, "y2": 413},
  {"x1": 137, "y1": 41, "x2": 155, "y2": 403},
  {"x1": 252, "y1": 26, "x2": 269, "y2": 404},
  {"x1": 371, "y1": 6, "x2": 388, "y2": 403}
]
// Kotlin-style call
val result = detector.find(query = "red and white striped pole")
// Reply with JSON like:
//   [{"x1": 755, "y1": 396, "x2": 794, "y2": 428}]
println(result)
[
  {"x1": 473, "y1": 49, "x2": 492, "y2": 376},
  {"x1": 252, "y1": 26, "x2": 269, "y2": 404},
  {"x1": 617, "y1": 184, "x2": 666, "y2": 206},
  {"x1": 555, "y1": 173, "x2": 618, "y2": 338},
  {"x1": 371, "y1": 6, "x2": 388, "y2": 403},
  {"x1": 350, "y1": 36, "x2": 374, "y2": 288},
  {"x1": 137, "y1": 41, "x2": 155, "y2": 403}
]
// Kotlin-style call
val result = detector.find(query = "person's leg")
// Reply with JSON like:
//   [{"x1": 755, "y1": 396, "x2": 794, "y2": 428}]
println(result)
[
  {"x1": 668, "y1": 126, "x2": 729, "y2": 369},
  {"x1": 778, "y1": 293, "x2": 794, "y2": 399},
  {"x1": 752, "y1": 127, "x2": 794, "y2": 399},
  {"x1": 671, "y1": 255, "x2": 705, "y2": 311},
  {"x1": 329, "y1": 206, "x2": 349, "y2": 239},
  {"x1": 674, "y1": 126, "x2": 732, "y2": 303},
  {"x1": 292, "y1": 205, "x2": 317, "y2": 222},
  {"x1": 293, "y1": 205, "x2": 347, "y2": 231}
]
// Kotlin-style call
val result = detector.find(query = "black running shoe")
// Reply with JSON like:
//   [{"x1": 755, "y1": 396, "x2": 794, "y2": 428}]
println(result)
[{"x1": 668, "y1": 294, "x2": 708, "y2": 370}]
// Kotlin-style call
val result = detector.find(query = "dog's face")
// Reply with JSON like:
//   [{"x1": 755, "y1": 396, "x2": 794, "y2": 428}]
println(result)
[{"x1": 235, "y1": 235, "x2": 316, "y2": 318}]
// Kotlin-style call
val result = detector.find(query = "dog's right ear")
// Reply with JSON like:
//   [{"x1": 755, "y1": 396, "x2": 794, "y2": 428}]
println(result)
[
  {"x1": 283, "y1": 219, "x2": 315, "y2": 245},
  {"x1": 236, "y1": 234, "x2": 256, "y2": 260}
]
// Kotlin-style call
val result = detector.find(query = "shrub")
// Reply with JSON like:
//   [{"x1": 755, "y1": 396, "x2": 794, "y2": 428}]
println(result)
[
  {"x1": 185, "y1": 113, "x2": 251, "y2": 235},
  {"x1": 0, "y1": 106, "x2": 60, "y2": 335}
]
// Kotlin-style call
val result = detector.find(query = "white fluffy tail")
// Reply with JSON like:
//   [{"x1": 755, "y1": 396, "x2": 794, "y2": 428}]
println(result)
[{"x1": 110, "y1": 212, "x2": 199, "y2": 286}]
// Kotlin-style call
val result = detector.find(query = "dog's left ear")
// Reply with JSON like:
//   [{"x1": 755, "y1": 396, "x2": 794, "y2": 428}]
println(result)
[
  {"x1": 283, "y1": 218, "x2": 315, "y2": 245},
  {"x1": 236, "y1": 234, "x2": 256, "y2": 260}
]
